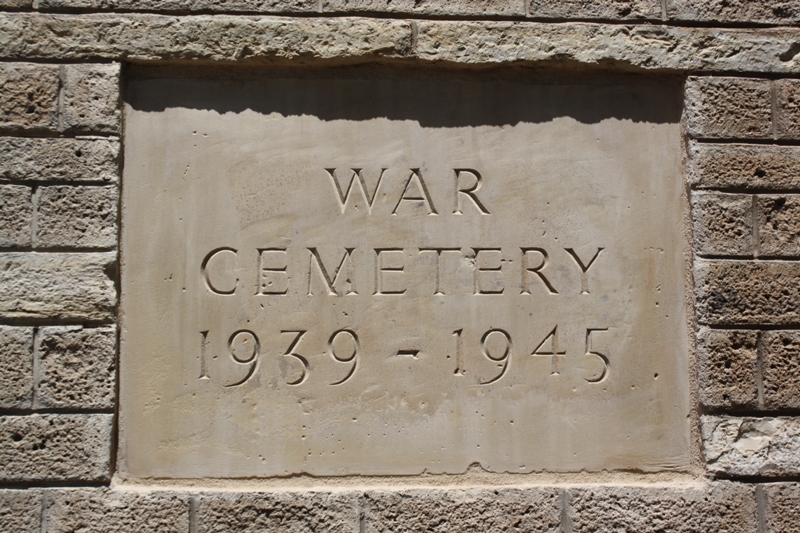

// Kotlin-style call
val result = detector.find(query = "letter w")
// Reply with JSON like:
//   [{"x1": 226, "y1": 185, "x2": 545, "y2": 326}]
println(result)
[{"x1": 325, "y1": 168, "x2": 386, "y2": 214}]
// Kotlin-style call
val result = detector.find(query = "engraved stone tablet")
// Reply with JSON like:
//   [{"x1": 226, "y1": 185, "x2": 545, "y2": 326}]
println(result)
[{"x1": 120, "y1": 70, "x2": 690, "y2": 478}]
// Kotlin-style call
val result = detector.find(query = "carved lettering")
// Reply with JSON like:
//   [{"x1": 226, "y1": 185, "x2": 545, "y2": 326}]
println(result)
[
  {"x1": 257, "y1": 248, "x2": 288, "y2": 295},
  {"x1": 453, "y1": 168, "x2": 490, "y2": 215},
  {"x1": 520, "y1": 248, "x2": 558, "y2": 295},
  {"x1": 374, "y1": 248, "x2": 406, "y2": 295},
  {"x1": 472, "y1": 248, "x2": 504, "y2": 295},
  {"x1": 201, "y1": 247, "x2": 238, "y2": 295},
  {"x1": 307, "y1": 247, "x2": 357, "y2": 296},
  {"x1": 565, "y1": 247, "x2": 604, "y2": 294},
  {"x1": 325, "y1": 168, "x2": 386, "y2": 214},
  {"x1": 419, "y1": 248, "x2": 461, "y2": 295},
  {"x1": 392, "y1": 169, "x2": 438, "y2": 215}
]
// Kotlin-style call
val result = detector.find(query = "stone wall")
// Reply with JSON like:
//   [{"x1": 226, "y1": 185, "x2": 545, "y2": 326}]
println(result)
[{"x1": 1, "y1": 1, "x2": 800, "y2": 531}]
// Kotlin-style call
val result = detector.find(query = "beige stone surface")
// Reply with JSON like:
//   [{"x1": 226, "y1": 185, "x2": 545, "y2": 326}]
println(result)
[
  {"x1": 0, "y1": 414, "x2": 112, "y2": 482},
  {"x1": 0, "y1": 252, "x2": 116, "y2": 321},
  {"x1": 762, "y1": 331, "x2": 800, "y2": 410},
  {"x1": 0, "y1": 63, "x2": 59, "y2": 132},
  {"x1": 669, "y1": 0, "x2": 800, "y2": 24},
  {"x1": 763, "y1": 483, "x2": 800, "y2": 533},
  {"x1": 776, "y1": 79, "x2": 800, "y2": 140},
  {"x1": 697, "y1": 328, "x2": 758, "y2": 409},
  {"x1": 36, "y1": 186, "x2": 118, "y2": 249},
  {"x1": 61, "y1": 64, "x2": 121, "y2": 134},
  {"x1": 568, "y1": 482, "x2": 757, "y2": 533},
  {"x1": 0, "y1": 326, "x2": 33, "y2": 409},
  {"x1": 39, "y1": 0, "x2": 316, "y2": 11},
  {"x1": 36, "y1": 326, "x2": 116, "y2": 409},
  {"x1": 688, "y1": 143, "x2": 800, "y2": 191},
  {"x1": 529, "y1": 0, "x2": 661, "y2": 21},
  {"x1": 758, "y1": 195, "x2": 800, "y2": 257},
  {"x1": 0, "y1": 490, "x2": 41, "y2": 533},
  {"x1": 323, "y1": 0, "x2": 523, "y2": 16},
  {"x1": 0, "y1": 184, "x2": 32, "y2": 247},
  {"x1": 691, "y1": 192, "x2": 753, "y2": 256},
  {"x1": 46, "y1": 489, "x2": 189, "y2": 533},
  {"x1": 684, "y1": 77, "x2": 773, "y2": 140},
  {"x1": 120, "y1": 70, "x2": 690, "y2": 479},
  {"x1": 0, "y1": 137, "x2": 119, "y2": 183}
]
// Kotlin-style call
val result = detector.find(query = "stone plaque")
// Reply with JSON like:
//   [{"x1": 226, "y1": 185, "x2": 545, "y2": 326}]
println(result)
[{"x1": 120, "y1": 70, "x2": 690, "y2": 479}]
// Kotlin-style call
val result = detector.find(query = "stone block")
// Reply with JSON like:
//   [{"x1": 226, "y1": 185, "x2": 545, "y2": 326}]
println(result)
[
  {"x1": 364, "y1": 488, "x2": 562, "y2": 533},
  {"x1": 762, "y1": 331, "x2": 800, "y2": 410},
  {"x1": 36, "y1": 186, "x2": 118, "y2": 249},
  {"x1": 529, "y1": 0, "x2": 661, "y2": 20},
  {"x1": 669, "y1": 0, "x2": 800, "y2": 24},
  {"x1": 568, "y1": 482, "x2": 757, "y2": 533},
  {"x1": 46, "y1": 489, "x2": 189, "y2": 533},
  {"x1": 0, "y1": 414, "x2": 112, "y2": 481},
  {"x1": 323, "y1": 0, "x2": 523, "y2": 16},
  {"x1": 776, "y1": 79, "x2": 800, "y2": 140},
  {"x1": 0, "y1": 490, "x2": 41, "y2": 533},
  {"x1": 691, "y1": 192, "x2": 753, "y2": 256},
  {"x1": 0, "y1": 252, "x2": 116, "y2": 321},
  {"x1": 0, "y1": 63, "x2": 59, "y2": 132},
  {"x1": 763, "y1": 483, "x2": 800, "y2": 533},
  {"x1": 688, "y1": 143, "x2": 800, "y2": 191},
  {"x1": 37, "y1": 0, "x2": 315, "y2": 12},
  {"x1": 36, "y1": 326, "x2": 115, "y2": 410},
  {"x1": 758, "y1": 195, "x2": 800, "y2": 257},
  {"x1": 697, "y1": 328, "x2": 758, "y2": 409},
  {"x1": 0, "y1": 137, "x2": 119, "y2": 183},
  {"x1": 198, "y1": 491, "x2": 360, "y2": 533},
  {"x1": 0, "y1": 0, "x2": 33, "y2": 7},
  {"x1": 703, "y1": 416, "x2": 800, "y2": 477},
  {"x1": 695, "y1": 260, "x2": 800, "y2": 326},
  {"x1": 684, "y1": 77, "x2": 772, "y2": 139},
  {"x1": 0, "y1": 184, "x2": 32, "y2": 247},
  {"x1": 0, "y1": 326, "x2": 33, "y2": 409},
  {"x1": 61, "y1": 64, "x2": 120, "y2": 134}
]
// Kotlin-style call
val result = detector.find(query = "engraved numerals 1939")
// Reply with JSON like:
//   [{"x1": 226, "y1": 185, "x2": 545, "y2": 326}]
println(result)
[{"x1": 199, "y1": 326, "x2": 609, "y2": 388}]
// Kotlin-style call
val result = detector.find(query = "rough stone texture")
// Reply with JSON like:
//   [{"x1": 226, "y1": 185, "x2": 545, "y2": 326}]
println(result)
[
  {"x1": 47, "y1": 489, "x2": 189, "y2": 533},
  {"x1": 0, "y1": 252, "x2": 116, "y2": 321},
  {"x1": 758, "y1": 195, "x2": 800, "y2": 257},
  {"x1": 569, "y1": 482, "x2": 757, "y2": 533},
  {"x1": 695, "y1": 260, "x2": 800, "y2": 326},
  {"x1": 324, "y1": 0, "x2": 522, "y2": 16},
  {"x1": 0, "y1": 0, "x2": 33, "y2": 7},
  {"x1": 0, "y1": 490, "x2": 41, "y2": 533},
  {"x1": 2, "y1": 14, "x2": 800, "y2": 73},
  {"x1": 198, "y1": 492, "x2": 359, "y2": 533},
  {"x1": 529, "y1": 0, "x2": 661, "y2": 21},
  {"x1": 0, "y1": 137, "x2": 119, "y2": 183},
  {"x1": 776, "y1": 79, "x2": 800, "y2": 140},
  {"x1": 684, "y1": 77, "x2": 772, "y2": 140},
  {"x1": 0, "y1": 62, "x2": 59, "y2": 132},
  {"x1": 669, "y1": 0, "x2": 800, "y2": 24},
  {"x1": 691, "y1": 192, "x2": 753, "y2": 256},
  {"x1": 762, "y1": 331, "x2": 800, "y2": 410},
  {"x1": 0, "y1": 414, "x2": 112, "y2": 482},
  {"x1": 38, "y1": 0, "x2": 315, "y2": 11},
  {"x1": 697, "y1": 328, "x2": 758, "y2": 409},
  {"x1": 36, "y1": 186, "x2": 118, "y2": 249},
  {"x1": 364, "y1": 488, "x2": 562, "y2": 533},
  {"x1": 763, "y1": 483, "x2": 800, "y2": 533},
  {"x1": 0, "y1": 326, "x2": 33, "y2": 409},
  {"x1": 703, "y1": 416, "x2": 800, "y2": 477},
  {"x1": 688, "y1": 143, "x2": 800, "y2": 191},
  {"x1": 36, "y1": 326, "x2": 115, "y2": 409},
  {"x1": 61, "y1": 64, "x2": 120, "y2": 134},
  {"x1": 0, "y1": 14, "x2": 414, "y2": 62},
  {"x1": 0, "y1": 184, "x2": 32, "y2": 247}
]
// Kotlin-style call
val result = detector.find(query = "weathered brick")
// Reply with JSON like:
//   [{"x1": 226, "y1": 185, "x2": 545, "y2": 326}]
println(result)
[
  {"x1": 364, "y1": 488, "x2": 562, "y2": 533},
  {"x1": 691, "y1": 192, "x2": 753, "y2": 256},
  {"x1": 529, "y1": 0, "x2": 661, "y2": 20},
  {"x1": 0, "y1": 326, "x2": 33, "y2": 409},
  {"x1": 0, "y1": 184, "x2": 32, "y2": 247},
  {"x1": 36, "y1": 186, "x2": 118, "y2": 249},
  {"x1": 323, "y1": 0, "x2": 523, "y2": 16},
  {"x1": 688, "y1": 143, "x2": 800, "y2": 191},
  {"x1": 695, "y1": 260, "x2": 800, "y2": 326},
  {"x1": 569, "y1": 482, "x2": 757, "y2": 533},
  {"x1": 763, "y1": 483, "x2": 800, "y2": 533},
  {"x1": 61, "y1": 64, "x2": 120, "y2": 134},
  {"x1": 0, "y1": 138, "x2": 119, "y2": 183},
  {"x1": 776, "y1": 79, "x2": 800, "y2": 140},
  {"x1": 0, "y1": 490, "x2": 41, "y2": 533},
  {"x1": 669, "y1": 0, "x2": 800, "y2": 24},
  {"x1": 0, "y1": 414, "x2": 112, "y2": 482},
  {"x1": 685, "y1": 77, "x2": 772, "y2": 139},
  {"x1": 198, "y1": 491, "x2": 360, "y2": 533},
  {"x1": 697, "y1": 328, "x2": 758, "y2": 409},
  {"x1": 703, "y1": 416, "x2": 800, "y2": 477},
  {"x1": 0, "y1": 252, "x2": 116, "y2": 321},
  {"x1": 47, "y1": 489, "x2": 189, "y2": 533},
  {"x1": 36, "y1": 326, "x2": 115, "y2": 410},
  {"x1": 0, "y1": 63, "x2": 59, "y2": 132},
  {"x1": 37, "y1": 0, "x2": 315, "y2": 12},
  {"x1": 758, "y1": 195, "x2": 800, "y2": 257},
  {"x1": 0, "y1": 0, "x2": 33, "y2": 7},
  {"x1": 762, "y1": 331, "x2": 800, "y2": 410}
]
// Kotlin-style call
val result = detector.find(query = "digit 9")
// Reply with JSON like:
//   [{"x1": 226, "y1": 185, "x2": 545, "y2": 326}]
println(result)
[{"x1": 224, "y1": 329, "x2": 260, "y2": 387}]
